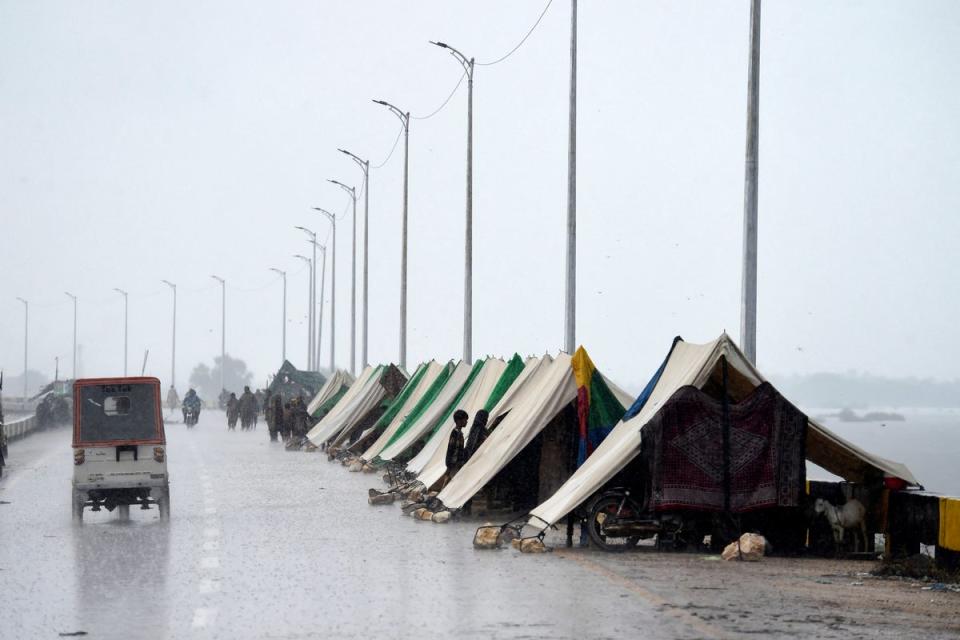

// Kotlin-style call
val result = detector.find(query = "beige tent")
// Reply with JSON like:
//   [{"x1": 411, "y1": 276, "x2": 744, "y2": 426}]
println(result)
[
  {"x1": 376, "y1": 361, "x2": 475, "y2": 462},
  {"x1": 436, "y1": 353, "x2": 632, "y2": 510},
  {"x1": 405, "y1": 358, "x2": 508, "y2": 486},
  {"x1": 306, "y1": 369, "x2": 355, "y2": 417},
  {"x1": 527, "y1": 334, "x2": 919, "y2": 531},
  {"x1": 350, "y1": 361, "x2": 450, "y2": 457},
  {"x1": 413, "y1": 355, "x2": 545, "y2": 491},
  {"x1": 306, "y1": 365, "x2": 380, "y2": 445}
]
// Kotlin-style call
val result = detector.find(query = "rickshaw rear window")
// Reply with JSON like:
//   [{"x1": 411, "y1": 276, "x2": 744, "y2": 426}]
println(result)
[{"x1": 79, "y1": 384, "x2": 159, "y2": 442}]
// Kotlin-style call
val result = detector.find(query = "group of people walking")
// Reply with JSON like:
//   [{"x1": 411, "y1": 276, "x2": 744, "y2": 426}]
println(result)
[
  {"x1": 225, "y1": 386, "x2": 260, "y2": 431},
  {"x1": 262, "y1": 391, "x2": 312, "y2": 445}
]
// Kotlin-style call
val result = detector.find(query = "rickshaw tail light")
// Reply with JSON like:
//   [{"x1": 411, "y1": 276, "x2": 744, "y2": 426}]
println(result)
[
  {"x1": 153, "y1": 447, "x2": 165, "y2": 463},
  {"x1": 74, "y1": 449, "x2": 85, "y2": 465}
]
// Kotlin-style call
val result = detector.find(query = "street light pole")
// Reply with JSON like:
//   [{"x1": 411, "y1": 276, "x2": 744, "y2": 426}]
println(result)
[
  {"x1": 15, "y1": 297, "x2": 27, "y2": 400},
  {"x1": 431, "y1": 41, "x2": 474, "y2": 364},
  {"x1": 328, "y1": 179, "x2": 357, "y2": 375},
  {"x1": 295, "y1": 226, "x2": 319, "y2": 370},
  {"x1": 374, "y1": 99, "x2": 411, "y2": 370},
  {"x1": 210, "y1": 276, "x2": 225, "y2": 394},
  {"x1": 312, "y1": 207, "x2": 337, "y2": 372},
  {"x1": 339, "y1": 149, "x2": 370, "y2": 369},
  {"x1": 293, "y1": 255, "x2": 312, "y2": 369},
  {"x1": 161, "y1": 281, "x2": 177, "y2": 389},
  {"x1": 65, "y1": 292, "x2": 77, "y2": 380},
  {"x1": 113, "y1": 288, "x2": 128, "y2": 376},
  {"x1": 268, "y1": 269, "x2": 287, "y2": 362},
  {"x1": 740, "y1": 0, "x2": 762, "y2": 365},
  {"x1": 564, "y1": 0, "x2": 578, "y2": 355},
  {"x1": 315, "y1": 243, "x2": 327, "y2": 370}
]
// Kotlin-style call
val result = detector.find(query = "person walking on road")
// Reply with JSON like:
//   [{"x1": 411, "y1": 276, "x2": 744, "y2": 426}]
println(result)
[
  {"x1": 239, "y1": 386, "x2": 257, "y2": 431},
  {"x1": 226, "y1": 392, "x2": 240, "y2": 430},
  {"x1": 269, "y1": 393, "x2": 284, "y2": 442}
]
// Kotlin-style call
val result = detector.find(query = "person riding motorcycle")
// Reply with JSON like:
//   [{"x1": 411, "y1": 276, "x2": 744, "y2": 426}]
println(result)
[{"x1": 182, "y1": 388, "x2": 202, "y2": 424}]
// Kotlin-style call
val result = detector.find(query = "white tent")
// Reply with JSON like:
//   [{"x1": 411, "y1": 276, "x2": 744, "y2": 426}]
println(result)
[
  {"x1": 413, "y1": 356, "x2": 543, "y2": 491},
  {"x1": 526, "y1": 334, "x2": 920, "y2": 531},
  {"x1": 306, "y1": 365, "x2": 380, "y2": 444},
  {"x1": 306, "y1": 369, "x2": 355, "y2": 416},
  {"x1": 436, "y1": 353, "x2": 632, "y2": 510},
  {"x1": 350, "y1": 361, "x2": 449, "y2": 456},
  {"x1": 376, "y1": 361, "x2": 474, "y2": 462},
  {"x1": 406, "y1": 358, "x2": 508, "y2": 485}
]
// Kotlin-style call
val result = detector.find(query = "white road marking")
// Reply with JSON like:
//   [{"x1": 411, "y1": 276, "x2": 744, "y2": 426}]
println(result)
[
  {"x1": 200, "y1": 556, "x2": 220, "y2": 569},
  {"x1": 203, "y1": 527, "x2": 220, "y2": 538},
  {"x1": 203, "y1": 540, "x2": 219, "y2": 552},
  {"x1": 191, "y1": 607, "x2": 217, "y2": 628},
  {"x1": 204, "y1": 506, "x2": 218, "y2": 515}
]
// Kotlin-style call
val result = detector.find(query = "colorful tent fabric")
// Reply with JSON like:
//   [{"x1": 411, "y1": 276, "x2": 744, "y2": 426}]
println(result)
[
  {"x1": 572, "y1": 349, "x2": 628, "y2": 466},
  {"x1": 359, "y1": 361, "x2": 451, "y2": 461},
  {"x1": 307, "y1": 369, "x2": 355, "y2": 417},
  {"x1": 376, "y1": 361, "x2": 475, "y2": 463},
  {"x1": 306, "y1": 366, "x2": 380, "y2": 444},
  {"x1": 436, "y1": 348, "x2": 632, "y2": 510},
  {"x1": 527, "y1": 334, "x2": 920, "y2": 531}
]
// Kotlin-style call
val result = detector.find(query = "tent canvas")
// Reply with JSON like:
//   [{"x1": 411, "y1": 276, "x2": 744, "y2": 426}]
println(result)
[
  {"x1": 527, "y1": 334, "x2": 920, "y2": 531},
  {"x1": 307, "y1": 369, "x2": 355, "y2": 417},
  {"x1": 359, "y1": 361, "x2": 451, "y2": 461},
  {"x1": 405, "y1": 357, "x2": 508, "y2": 483},
  {"x1": 412, "y1": 354, "x2": 531, "y2": 490},
  {"x1": 436, "y1": 349, "x2": 632, "y2": 510},
  {"x1": 343, "y1": 362, "x2": 441, "y2": 453},
  {"x1": 306, "y1": 365, "x2": 379, "y2": 443},
  {"x1": 376, "y1": 361, "x2": 475, "y2": 462},
  {"x1": 328, "y1": 365, "x2": 408, "y2": 448}
]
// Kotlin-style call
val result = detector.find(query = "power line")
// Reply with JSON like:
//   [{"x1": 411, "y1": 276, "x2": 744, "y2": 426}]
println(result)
[
  {"x1": 373, "y1": 124, "x2": 404, "y2": 169},
  {"x1": 476, "y1": 0, "x2": 555, "y2": 66},
  {"x1": 412, "y1": 70, "x2": 466, "y2": 120}
]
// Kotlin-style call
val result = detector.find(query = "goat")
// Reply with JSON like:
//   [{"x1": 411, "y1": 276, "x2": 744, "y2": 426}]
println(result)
[{"x1": 814, "y1": 497, "x2": 868, "y2": 553}]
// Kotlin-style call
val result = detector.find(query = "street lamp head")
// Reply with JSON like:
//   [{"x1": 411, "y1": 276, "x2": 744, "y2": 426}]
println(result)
[
  {"x1": 372, "y1": 99, "x2": 387, "y2": 106},
  {"x1": 16, "y1": 296, "x2": 27, "y2": 304},
  {"x1": 113, "y1": 288, "x2": 127, "y2": 296},
  {"x1": 211, "y1": 275, "x2": 224, "y2": 284},
  {"x1": 269, "y1": 267, "x2": 285, "y2": 276},
  {"x1": 161, "y1": 279, "x2": 175, "y2": 289},
  {"x1": 431, "y1": 41, "x2": 448, "y2": 49}
]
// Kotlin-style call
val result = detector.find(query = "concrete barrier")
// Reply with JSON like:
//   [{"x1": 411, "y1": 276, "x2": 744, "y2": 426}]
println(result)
[{"x1": 3, "y1": 414, "x2": 39, "y2": 441}]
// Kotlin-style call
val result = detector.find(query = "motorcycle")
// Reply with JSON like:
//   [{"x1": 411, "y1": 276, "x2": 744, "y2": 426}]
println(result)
[
  {"x1": 585, "y1": 487, "x2": 714, "y2": 552},
  {"x1": 183, "y1": 406, "x2": 200, "y2": 428}
]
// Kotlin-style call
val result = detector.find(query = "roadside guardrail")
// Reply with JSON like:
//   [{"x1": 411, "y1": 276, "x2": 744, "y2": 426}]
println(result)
[{"x1": 3, "y1": 414, "x2": 38, "y2": 441}]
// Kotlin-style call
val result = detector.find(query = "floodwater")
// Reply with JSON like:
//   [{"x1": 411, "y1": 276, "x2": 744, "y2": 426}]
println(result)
[
  {"x1": 809, "y1": 408, "x2": 960, "y2": 495},
  {"x1": 1, "y1": 409, "x2": 959, "y2": 639}
]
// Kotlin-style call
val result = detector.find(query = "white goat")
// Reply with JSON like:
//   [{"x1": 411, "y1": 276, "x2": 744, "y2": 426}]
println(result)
[{"x1": 814, "y1": 497, "x2": 868, "y2": 553}]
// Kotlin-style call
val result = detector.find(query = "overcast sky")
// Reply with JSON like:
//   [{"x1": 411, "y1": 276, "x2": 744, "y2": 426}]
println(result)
[{"x1": 1, "y1": 0, "x2": 958, "y2": 394}]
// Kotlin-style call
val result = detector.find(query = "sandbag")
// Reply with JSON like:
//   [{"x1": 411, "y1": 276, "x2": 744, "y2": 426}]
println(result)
[{"x1": 721, "y1": 533, "x2": 768, "y2": 561}]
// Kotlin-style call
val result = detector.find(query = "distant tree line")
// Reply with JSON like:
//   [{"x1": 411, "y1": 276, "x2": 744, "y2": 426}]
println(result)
[{"x1": 188, "y1": 354, "x2": 254, "y2": 401}]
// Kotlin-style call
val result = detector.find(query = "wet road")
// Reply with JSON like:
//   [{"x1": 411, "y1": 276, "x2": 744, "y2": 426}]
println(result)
[
  {"x1": 0, "y1": 411, "x2": 691, "y2": 640},
  {"x1": 3, "y1": 413, "x2": 959, "y2": 639}
]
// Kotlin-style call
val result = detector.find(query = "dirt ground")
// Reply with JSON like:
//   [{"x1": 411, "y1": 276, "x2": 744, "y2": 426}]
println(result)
[{"x1": 547, "y1": 546, "x2": 960, "y2": 639}]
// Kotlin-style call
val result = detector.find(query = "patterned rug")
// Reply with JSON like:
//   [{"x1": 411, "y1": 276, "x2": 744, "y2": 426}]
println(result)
[{"x1": 640, "y1": 382, "x2": 806, "y2": 513}]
